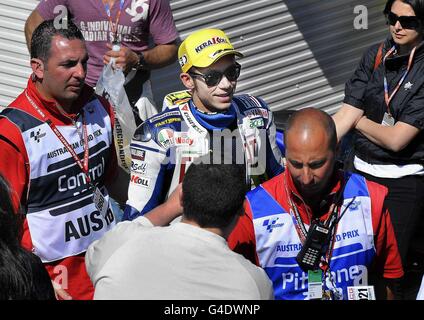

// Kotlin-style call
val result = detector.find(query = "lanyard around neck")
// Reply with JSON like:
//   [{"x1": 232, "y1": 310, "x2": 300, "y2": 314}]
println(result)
[
  {"x1": 283, "y1": 174, "x2": 341, "y2": 272},
  {"x1": 25, "y1": 90, "x2": 93, "y2": 186},
  {"x1": 102, "y1": 0, "x2": 125, "y2": 43},
  {"x1": 383, "y1": 45, "x2": 417, "y2": 114},
  {"x1": 283, "y1": 175, "x2": 318, "y2": 241}
]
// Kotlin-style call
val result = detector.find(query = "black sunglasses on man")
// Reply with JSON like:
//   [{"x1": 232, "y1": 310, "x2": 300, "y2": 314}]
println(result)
[{"x1": 189, "y1": 63, "x2": 241, "y2": 87}]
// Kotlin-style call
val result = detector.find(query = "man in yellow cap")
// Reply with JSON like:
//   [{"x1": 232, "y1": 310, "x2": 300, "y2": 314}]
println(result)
[{"x1": 123, "y1": 28, "x2": 283, "y2": 220}]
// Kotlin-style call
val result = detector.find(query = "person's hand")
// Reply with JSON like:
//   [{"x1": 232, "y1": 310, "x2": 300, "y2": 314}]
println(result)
[
  {"x1": 144, "y1": 183, "x2": 183, "y2": 226},
  {"x1": 103, "y1": 43, "x2": 139, "y2": 74},
  {"x1": 52, "y1": 281, "x2": 72, "y2": 300}
]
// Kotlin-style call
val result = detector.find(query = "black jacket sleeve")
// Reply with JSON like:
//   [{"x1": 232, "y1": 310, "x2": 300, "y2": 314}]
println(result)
[{"x1": 343, "y1": 41, "x2": 387, "y2": 110}]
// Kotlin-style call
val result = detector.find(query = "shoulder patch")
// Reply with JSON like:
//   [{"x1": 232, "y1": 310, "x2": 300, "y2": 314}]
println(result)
[
  {"x1": 163, "y1": 90, "x2": 192, "y2": 109},
  {"x1": 0, "y1": 108, "x2": 43, "y2": 132},
  {"x1": 233, "y1": 94, "x2": 267, "y2": 111},
  {"x1": 244, "y1": 108, "x2": 269, "y2": 120},
  {"x1": 153, "y1": 117, "x2": 181, "y2": 127},
  {"x1": 149, "y1": 110, "x2": 181, "y2": 123},
  {"x1": 233, "y1": 95, "x2": 270, "y2": 124},
  {"x1": 157, "y1": 128, "x2": 175, "y2": 149}
]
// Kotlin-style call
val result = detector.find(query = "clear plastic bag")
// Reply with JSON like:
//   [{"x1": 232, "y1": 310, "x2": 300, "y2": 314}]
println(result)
[{"x1": 95, "y1": 61, "x2": 136, "y2": 174}]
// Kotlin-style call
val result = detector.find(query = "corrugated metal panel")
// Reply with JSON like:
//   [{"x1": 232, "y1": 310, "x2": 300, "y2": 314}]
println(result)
[
  {"x1": 0, "y1": 0, "x2": 37, "y2": 109},
  {"x1": 0, "y1": 0, "x2": 387, "y2": 115},
  {"x1": 151, "y1": 0, "x2": 387, "y2": 114}
]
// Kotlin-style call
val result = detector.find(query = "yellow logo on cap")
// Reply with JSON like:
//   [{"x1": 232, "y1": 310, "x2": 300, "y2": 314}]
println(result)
[
  {"x1": 194, "y1": 37, "x2": 228, "y2": 53},
  {"x1": 179, "y1": 54, "x2": 188, "y2": 68}
]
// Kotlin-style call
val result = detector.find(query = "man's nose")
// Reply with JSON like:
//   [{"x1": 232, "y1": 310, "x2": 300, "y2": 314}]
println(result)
[
  {"x1": 301, "y1": 167, "x2": 313, "y2": 185},
  {"x1": 219, "y1": 73, "x2": 233, "y2": 88},
  {"x1": 74, "y1": 63, "x2": 86, "y2": 79}
]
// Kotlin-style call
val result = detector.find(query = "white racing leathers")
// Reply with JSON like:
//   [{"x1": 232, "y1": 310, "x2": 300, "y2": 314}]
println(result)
[{"x1": 124, "y1": 94, "x2": 283, "y2": 220}]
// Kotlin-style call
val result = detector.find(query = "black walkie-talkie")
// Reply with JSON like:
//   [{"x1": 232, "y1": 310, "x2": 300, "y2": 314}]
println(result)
[
  {"x1": 295, "y1": 175, "x2": 353, "y2": 272},
  {"x1": 296, "y1": 220, "x2": 331, "y2": 271}
]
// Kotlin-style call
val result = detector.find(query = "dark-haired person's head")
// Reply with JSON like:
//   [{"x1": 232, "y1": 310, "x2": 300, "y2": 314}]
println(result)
[
  {"x1": 0, "y1": 175, "x2": 21, "y2": 247},
  {"x1": 178, "y1": 29, "x2": 243, "y2": 113},
  {"x1": 30, "y1": 20, "x2": 88, "y2": 110},
  {"x1": 0, "y1": 174, "x2": 55, "y2": 300},
  {"x1": 182, "y1": 163, "x2": 247, "y2": 233},
  {"x1": 384, "y1": 0, "x2": 424, "y2": 22},
  {"x1": 384, "y1": 0, "x2": 424, "y2": 49},
  {"x1": 30, "y1": 20, "x2": 84, "y2": 62}
]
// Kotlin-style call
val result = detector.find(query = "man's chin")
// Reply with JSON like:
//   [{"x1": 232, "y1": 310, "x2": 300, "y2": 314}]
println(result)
[
  {"x1": 59, "y1": 92, "x2": 81, "y2": 107},
  {"x1": 68, "y1": 83, "x2": 83, "y2": 92},
  {"x1": 299, "y1": 185, "x2": 323, "y2": 198},
  {"x1": 215, "y1": 101, "x2": 232, "y2": 111},
  {"x1": 206, "y1": 102, "x2": 232, "y2": 113},
  {"x1": 66, "y1": 88, "x2": 82, "y2": 99}
]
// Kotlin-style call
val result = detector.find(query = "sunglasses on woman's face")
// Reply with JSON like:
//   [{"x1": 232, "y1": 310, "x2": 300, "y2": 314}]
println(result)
[
  {"x1": 189, "y1": 63, "x2": 241, "y2": 87},
  {"x1": 387, "y1": 11, "x2": 421, "y2": 30}
]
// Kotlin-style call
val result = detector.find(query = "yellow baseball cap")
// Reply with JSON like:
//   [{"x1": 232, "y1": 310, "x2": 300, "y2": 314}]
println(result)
[{"x1": 178, "y1": 28, "x2": 243, "y2": 73}]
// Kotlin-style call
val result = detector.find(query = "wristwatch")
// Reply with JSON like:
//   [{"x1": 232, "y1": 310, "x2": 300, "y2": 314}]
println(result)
[{"x1": 133, "y1": 51, "x2": 146, "y2": 70}]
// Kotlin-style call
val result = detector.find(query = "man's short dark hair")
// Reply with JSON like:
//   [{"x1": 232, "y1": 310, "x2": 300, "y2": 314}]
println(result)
[
  {"x1": 182, "y1": 163, "x2": 247, "y2": 229},
  {"x1": 30, "y1": 20, "x2": 84, "y2": 62}
]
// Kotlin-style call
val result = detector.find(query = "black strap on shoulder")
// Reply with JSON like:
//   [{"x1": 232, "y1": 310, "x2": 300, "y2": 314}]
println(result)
[{"x1": 374, "y1": 42, "x2": 385, "y2": 71}]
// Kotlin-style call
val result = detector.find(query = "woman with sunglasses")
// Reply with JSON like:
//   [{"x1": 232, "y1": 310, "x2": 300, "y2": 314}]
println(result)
[{"x1": 333, "y1": 0, "x2": 424, "y2": 299}]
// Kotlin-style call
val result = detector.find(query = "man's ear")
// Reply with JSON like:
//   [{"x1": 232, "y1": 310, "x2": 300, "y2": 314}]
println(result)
[
  {"x1": 180, "y1": 73, "x2": 195, "y2": 90},
  {"x1": 30, "y1": 58, "x2": 45, "y2": 80}
]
